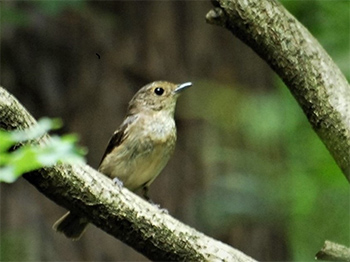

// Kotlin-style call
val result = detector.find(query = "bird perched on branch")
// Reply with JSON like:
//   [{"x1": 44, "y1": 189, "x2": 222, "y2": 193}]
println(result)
[{"x1": 53, "y1": 81, "x2": 192, "y2": 240}]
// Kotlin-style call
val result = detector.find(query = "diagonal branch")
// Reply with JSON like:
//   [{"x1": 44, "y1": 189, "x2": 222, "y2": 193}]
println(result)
[
  {"x1": 0, "y1": 86, "x2": 256, "y2": 261},
  {"x1": 206, "y1": 0, "x2": 350, "y2": 181}
]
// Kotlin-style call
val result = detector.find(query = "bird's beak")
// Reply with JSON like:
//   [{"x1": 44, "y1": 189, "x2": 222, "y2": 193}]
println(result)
[{"x1": 174, "y1": 82, "x2": 192, "y2": 94}]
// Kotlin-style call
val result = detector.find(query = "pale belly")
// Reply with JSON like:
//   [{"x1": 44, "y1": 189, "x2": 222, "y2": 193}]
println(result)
[{"x1": 99, "y1": 135, "x2": 175, "y2": 191}]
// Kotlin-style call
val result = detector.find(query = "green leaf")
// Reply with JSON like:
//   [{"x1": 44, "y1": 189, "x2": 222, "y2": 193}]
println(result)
[
  {"x1": 0, "y1": 166, "x2": 19, "y2": 183},
  {"x1": 0, "y1": 130, "x2": 14, "y2": 152},
  {"x1": 10, "y1": 118, "x2": 62, "y2": 142},
  {"x1": 0, "y1": 118, "x2": 86, "y2": 183}
]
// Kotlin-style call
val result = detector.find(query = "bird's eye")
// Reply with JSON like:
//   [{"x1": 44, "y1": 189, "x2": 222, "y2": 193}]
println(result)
[{"x1": 154, "y1": 87, "x2": 164, "y2": 96}]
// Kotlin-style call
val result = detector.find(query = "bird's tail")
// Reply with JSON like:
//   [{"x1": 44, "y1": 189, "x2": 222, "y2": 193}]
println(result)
[{"x1": 53, "y1": 212, "x2": 89, "y2": 240}]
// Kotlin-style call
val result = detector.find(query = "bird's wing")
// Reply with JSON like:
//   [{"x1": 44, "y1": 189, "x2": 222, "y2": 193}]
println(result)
[{"x1": 98, "y1": 115, "x2": 137, "y2": 167}]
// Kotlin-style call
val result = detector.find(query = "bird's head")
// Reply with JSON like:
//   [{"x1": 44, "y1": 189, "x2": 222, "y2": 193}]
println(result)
[{"x1": 128, "y1": 81, "x2": 192, "y2": 116}]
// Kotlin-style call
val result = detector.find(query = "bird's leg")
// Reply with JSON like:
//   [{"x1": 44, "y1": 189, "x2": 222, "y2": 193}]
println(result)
[
  {"x1": 142, "y1": 186, "x2": 169, "y2": 214},
  {"x1": 112, "y1": 177, "x2": 124, "y2": 189},
  {"x1": 142, "y1": 186, "x2": 152, "y2": 203}
]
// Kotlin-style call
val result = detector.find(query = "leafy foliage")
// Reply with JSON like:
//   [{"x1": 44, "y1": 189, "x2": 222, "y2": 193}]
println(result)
[{"x1": 0, "y1": 118, "x2": 86, "y2": 183}]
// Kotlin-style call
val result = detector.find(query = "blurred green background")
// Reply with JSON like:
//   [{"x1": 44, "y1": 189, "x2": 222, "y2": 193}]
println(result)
[{"x1": 1, "y1": 1, "x2": 349, "y2": 261}]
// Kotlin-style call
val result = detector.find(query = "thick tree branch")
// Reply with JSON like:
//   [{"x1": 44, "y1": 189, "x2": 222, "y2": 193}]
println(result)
[
  {"x1": 315, "y1": 240, "x2": 350, "y2": 261},
  {"x1": 0, "y1": 86, "x2": 256, "y2": 261},
  {"x1": 206, "y1": 0, "x2": 350, "y2": 181}
]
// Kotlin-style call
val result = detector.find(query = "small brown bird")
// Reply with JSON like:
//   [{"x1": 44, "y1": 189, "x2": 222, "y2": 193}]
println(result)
[{"x1": 53, "y1": 81, "x2": 192, "y2": 240}]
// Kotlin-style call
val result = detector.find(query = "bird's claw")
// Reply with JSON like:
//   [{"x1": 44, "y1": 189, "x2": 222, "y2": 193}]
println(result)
[
  {"x1": 112, "y1": 177, "x2": 124, "y2": 189},
  {"x1": 158, "y1": 207, "x2": 169, "y2": 214}
]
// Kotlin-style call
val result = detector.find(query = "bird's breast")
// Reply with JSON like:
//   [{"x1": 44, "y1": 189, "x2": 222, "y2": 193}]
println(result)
[{"x1": 99, "y1": 113, "x2": 177, "y2": 191}]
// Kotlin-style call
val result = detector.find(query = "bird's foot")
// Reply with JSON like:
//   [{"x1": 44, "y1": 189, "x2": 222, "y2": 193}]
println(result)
[
  {"x1": 112, "y1": 177, "x2": 124, "y2": 189},
  {"x1": 158, "y1": 206, "x2": 169, "y2": 214},
  {"x1": 142, "y1": 186, "x2": 168, "y2": 214}
]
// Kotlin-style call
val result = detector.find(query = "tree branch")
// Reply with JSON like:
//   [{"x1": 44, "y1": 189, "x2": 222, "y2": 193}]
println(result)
[
  {"x1": 0, "y1": 86, "x2": 256, "y2": 261},
  {"x1": 206, "y1": 0, "x2": 350, "y2": 181},
  {"x1": 315, "y1": 240, "x2": 350, "y2": 261}
]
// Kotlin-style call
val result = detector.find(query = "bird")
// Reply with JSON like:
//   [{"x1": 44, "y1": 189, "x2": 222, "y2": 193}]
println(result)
[{"x1": 53, "y1": 81, "x2": 192, "y2": 240}]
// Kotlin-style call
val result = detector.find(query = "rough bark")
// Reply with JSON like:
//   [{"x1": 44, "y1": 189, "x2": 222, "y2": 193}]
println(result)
[
  {"x1": 206, "y1": 0, "x2": 350, "y2": 181},
  {"x1": 0, "y1": 86, "x2": 256, "y2": 261}
]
